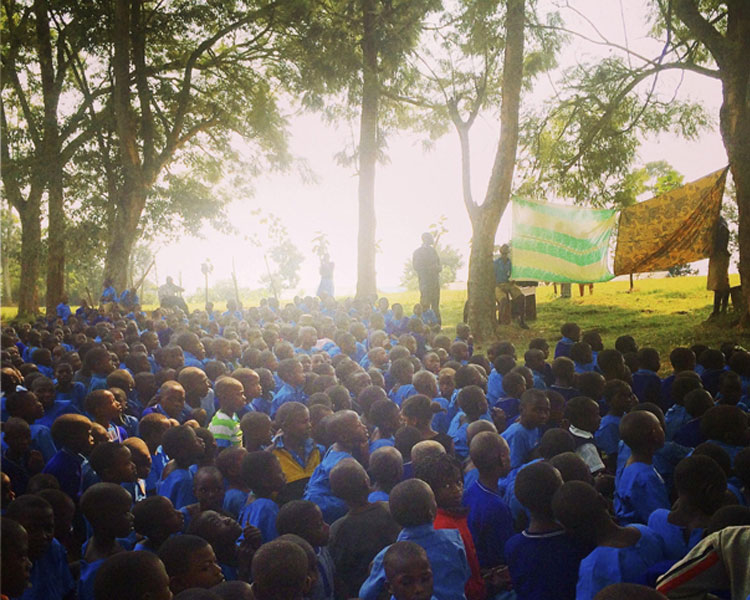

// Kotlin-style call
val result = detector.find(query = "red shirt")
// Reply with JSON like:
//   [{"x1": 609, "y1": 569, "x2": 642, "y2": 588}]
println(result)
[{"x1": 434, "y1": 508, "x2": 487, "y2": 600}]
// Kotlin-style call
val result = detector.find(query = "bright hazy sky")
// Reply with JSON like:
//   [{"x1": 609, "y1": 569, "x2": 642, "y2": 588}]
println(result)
[{"x1": 153, "y1": 0, "x2": 728, "y2": 300}]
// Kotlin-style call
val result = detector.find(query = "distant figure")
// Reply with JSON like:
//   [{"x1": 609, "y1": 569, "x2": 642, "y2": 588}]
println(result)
[
  {"x1": 494, "y1": 244, "x2": 528, "y2": 329},
  {"x1": 707, "y1": 216, "x2": 730, "y2": 318},
  {"x1": 317, "y1": 255, "x2": 335, "y2": 299},
  {"x1": 159, "y1": 276, "x2": 188, "y2": 313},
  {"x1": 100, "y1": 278, "x2": 118, "y2": 314},
  {"x1": 412, "y1": 233, "x2": 442, "y2": 325}
]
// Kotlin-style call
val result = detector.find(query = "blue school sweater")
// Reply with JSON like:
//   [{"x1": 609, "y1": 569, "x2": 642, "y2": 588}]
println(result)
[
  {"x1": 303, "y1": 447, "x2": 350, "y2": 524},
  {"x1": 501, "y1": 422, "x2": 542, "y2": 470},
  {"x1": 575, "y1": 524, "x2": 664, "y2": 600},
  {"x1": 20, "y1": 538, "x2": 75, "y2": 600},
  {"x1": 271, "y1": 382, "x2": 308, "y2": 417},
  {"x1": 223, "y1": 488, "x2": 249, "y2": 521},
  {"x1": 37, "y1": 401, "x2": 81, "y2": 430},
  {"x1": 555, "y1": 337, "x2": 576, "y2": 359},
  {"x1": 487, "y1": 370, "x2": 504, "y2": 404},
  {"x1": 493, "y1": 396, "x2": 521, "y2": 422},
  {"x1": 647, "y1": 508, "x2": 703, "y2": 561},
  {"x1": 238, "y1": 497, "x2": 279, "y2": 543},
  {"x1": 77, "y1": 558, "x2": 107, "y2": 600},
  {"x1": 665, "y1": 404, "x2": 690, "y2": 440},
  {"x1": 505, "y1": 529, "x2": 588, "y2": 600},
  {"x1": 462, "y1": 480, "x2": 514, "y2": 568},
  {"x1": 614, "y1": 461, "x2": 670, "y2": 525},
  {"x1": 388, "y1": 383, "x2": 417, "y2": 407},
  {"x1": 42, "y1": 447, "x2": 86, "y2": 500},
  {"x1": 594, "y1": 414, "x2": 622, "y2": 458},
  {"x1": 55, "y1": 383, "x2": 87, "y2": 411},
  {"x1": 359, "y1": 524, "x2": 470, "y2": 600},
  {"x1": 158, "y1": 467, "x2": 197, "y2": 509},
  {"x1": 632, "y1": 369, "x2": 662, "y2": 404}
]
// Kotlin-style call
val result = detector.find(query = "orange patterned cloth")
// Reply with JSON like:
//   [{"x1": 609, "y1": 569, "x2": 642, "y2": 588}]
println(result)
[{"x1": 613, "y1": 168, "x2": 728, "y2": 275}]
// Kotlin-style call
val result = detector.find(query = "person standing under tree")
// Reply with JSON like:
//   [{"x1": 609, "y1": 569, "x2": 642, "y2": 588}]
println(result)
[
  {"x1": 412, "y1": 233, "x2": 442, "y2": 325},
  {"x1": 707, "y1": 216, "x2": 730, "y2": 319},
  {"x1": 317, "y1": 255, "x2": 335, "y2": 299},
  {"x1": 494, "y1": 244, "x2": 528, "y2": 329}
]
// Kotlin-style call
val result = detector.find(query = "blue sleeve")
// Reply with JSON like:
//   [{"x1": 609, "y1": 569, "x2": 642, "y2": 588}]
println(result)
[
  {"x1": 487, "y1": 371, "x2": 504, "y2": 403},
  {"x1": 358, "y1": 547, "x2": 388, "y2": 600},
  {"x1": 32, "y1": 427, "x2": 57, "y2": 463},
  {"x1": 635, "y1": 472, "x2": 671, "y2": 524},
  {"x1": 256, "y1": 505, "x2": 279, "y2": 543}
]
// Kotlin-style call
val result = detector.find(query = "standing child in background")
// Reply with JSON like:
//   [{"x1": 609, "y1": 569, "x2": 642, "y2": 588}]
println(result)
[
  {"x1": 614, "y1": 411, "x2": 670, "y2": 525},
  {"x1": 566, "y1": 396, "x2": 605, "y2": 475},
  {"x1": 501, "y1": 389, "x2": 550, "y2": 470},
  {"x1": 85, "y1": 390, "x2": 127, "y2": 443},
  {"x1": 237, "y1": 451, "x2": 286, "y2": 543},
  {"x1": 595, "y1": 380, "x2": 636, "y2": 470},
  {"x1": 215, "y1": 447, "x2": 250, "y2": 520},
  {"x1": 632, "y1": 348, "x2": 662, "y2": 405},
  {"x1": 157, "y1": 425, "x2": 205, "y2": 509},
  {"x1": 208, "y1": 377, "x2": 246, "y2": 449},
  {"x1": 555, "y1": 323, "x2": 580, "y2": 359},
  {"x1": 553, "y1": 480, "x2": 665, "y2": 600},
  {"x1": 270, "y1": 358, "x2": 308, "y2": 417}
]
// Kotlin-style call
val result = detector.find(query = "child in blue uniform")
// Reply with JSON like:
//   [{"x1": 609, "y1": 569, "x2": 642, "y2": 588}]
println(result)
[
  {"x1": 550, "y1": 357, "x2": 581, "y2": 402},
  {"x1": 388, "y1": 358, "x2": 417, "y2": 406},
  {"x1": 614, "y1": 411, "x2": 670, "y2": 525},
  {"x1": 91, "y1": 551, "x2": 172, "y2": 600},
  {"x1": 132, "y1": 496, "x2": 184, "y2": 552},
  {"x1": 158, "y1": 534, "x2": 225, "y2": 595},
  {"x1": 157, "y1": 425, "x2": 205, "y2": 509},
  {"x1": 368, "y1": 399, "x2": 401, "y2": 452},
  {"x1": 632, "y1": 348, "x2": 662, "y2": 405},
  {"x1": 492, "y1": 371, "x2": 526, "y2": 423},
  {"x1": 43, "y1": 414, "x2": 94, "y2": 501},
  {"x1": 552, "y1": 480, "x2": 665, "y2": 600},
  {"x1": 566, "y1": 396, "x2": 605, "y2": 474},
  {"x1": 449, "y1": 385, "x2": 489, "y2": 460},
  {"x1": 501, "y1": 389, "x2": 550, "y2": 469},
  {"x1": 505, "y1": 462, "x2": 588, "y2": 600},
  {"x1": 215, "y1": 447, "x2": 249, "y2": 520},
  {"x1": 5, "y1": 391, "x2": 57, "y2": 462},
  {"x1": 554, "y1": 323, "x2": 580, "y2": 359},
  {"x1": 594, "y1": 380, "x2": 636, "y2": 470},
  {"x1": 237, "y1": 451, "x2": 286, "y2": 542},
  {"x1": 270, "y1": 358, "x2": 308, "y2": 417},
  {"x1": 368, "y1": 446, "x2": 404, "y2": 503}
]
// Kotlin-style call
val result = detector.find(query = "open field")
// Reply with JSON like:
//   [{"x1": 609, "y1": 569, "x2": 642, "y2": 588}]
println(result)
[{"x1": 4, "y1": 275, "x2": 748, "y2": 373}]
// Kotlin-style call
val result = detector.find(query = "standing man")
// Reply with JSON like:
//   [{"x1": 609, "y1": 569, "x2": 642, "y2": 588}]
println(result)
[
  {"x1": 159, "y1": 276, "x2": 189, "y2": 313},
  {"x1": 494, "y1": 244, "x2": 528, "y2": 329},
  {"x1": 707, "y1": 215, "x2": 730, "y2": 318},
  {"x1": 412, "y1": 233, "x2": 442, "y2": 325}
]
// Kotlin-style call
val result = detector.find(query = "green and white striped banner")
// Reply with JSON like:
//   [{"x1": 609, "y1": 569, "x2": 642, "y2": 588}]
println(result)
[{"x1": 511, "y1": 197, "x2": 617, "y2": 283}]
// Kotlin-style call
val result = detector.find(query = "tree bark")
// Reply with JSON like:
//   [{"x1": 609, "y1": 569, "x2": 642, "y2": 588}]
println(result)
[
  {"x1": 356, "y1": 0, "x2": 379, "y2": 300},
  {"x1": 17, "y1": 196, "x2": 43, "y2": 318},
  {"x1": 465, "y1": 0, "x2": 526, "y2": 343}
]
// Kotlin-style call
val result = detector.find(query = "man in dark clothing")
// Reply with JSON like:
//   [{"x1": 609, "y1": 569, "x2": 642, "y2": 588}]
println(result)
[{"x1": 412, "y1": 233, "x2": 442, "y2": 325}]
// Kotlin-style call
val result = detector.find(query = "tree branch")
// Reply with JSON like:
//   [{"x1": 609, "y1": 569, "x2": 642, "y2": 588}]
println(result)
[{"x1": 673, "y1": 0, "x2": 727, "y2": 68}]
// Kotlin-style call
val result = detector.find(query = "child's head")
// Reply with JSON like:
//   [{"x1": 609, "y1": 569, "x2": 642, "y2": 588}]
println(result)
[
  {"x1": 80, "y1": 482, "x2": 134, "y2": 539},
  {"x1": 192, "y1": 466, "x2": 225, "y2": 511},
  {"x1": 5, "y1": 494, "x2": 55, "y2": 560},
  {"x1": 412, "y1": 370, "x2": 438, "y2": 399},
  {"x1": 388, "y1": 479, "x2": 436, "y2": 527},
  {"x1": 515, "y1": 461, "x2": 563, "y2": 520},
  {"x1": 328, "y1": 409, "x2": 369, "y2": 448},
  {"x1": 330, "y1": 457, "x2": 370, "y2": 507},
  {"x1": 186, "y1": 510, "x2": 242, "y2": 564},
  {"x1": 400, "y1": 394, "x2": 442, "y2": 429},
  {"x1": 551, "y1": 357, "x2": 576, "y2": 385},
  {"x1": 50, "y1": 413, "x2": 94, "y2": 455},
  {"x1": 565, "y1": 396, "x2": 602, "y2": 434},
  {"x1": 437, "y1": 368, "x2": 456, "y2": 399},
  {"x1": 384, "y1": 541, "x2": 433, "y2": 600},
  {"x1": 421, "y1": 352, "x2": 440, "y2": 375},
  {"x1": 457, "y1": 385, "x2": 487, "y2": 420},
  {"x1": 1, "y1": 517, "x2": 32, "y2": 598},
  {"x1": 157, "y1": 381, "x2": 187, "y2": 419},
  {"x1": 6, "y1": 390, "x2": 44, "y2": 423},
  {"x1": 391, "y1": 358, "x2": 415, "y2": 386},
  {"x1": 502, "y1": 371, "x2": 526, "y2": 399},
  {"x1": 603, "y1": 379, "x2": 636, "y2": 415},
  {"x1": 569, "y1": 342, "x2": 593, "y2": 366},
  {"x1": 89, "y1": 442, "x2": 138, "y2": 484},
  {"x1": 560, "y1": 323, "x2": 580, "y2": 342},
  {"x1": 93, "y1": 551, "x2": 172, "y2": 600},
  {"x1": 669, "y1": 347, "x2": 696, "y2": 372},
  {"x1": 699, "y1": 348, "x2": 725, "y2": 371},
  {"x1": 672, "y1": 372, "x2": 703, "y2": 406},
  {"x1": 158, "y1": 534, "x2": 224, "y2": 593},
  {"x1": 718, "y1": 371, "x2": 742, "y2": 405},
  {"x1": 700, "y1": 405, "x2": 748, "y2": 446},
  {"x1": 619, "y1": 410, "x2": 665, "y2": 454},
  {"x1": 673, "y1": 455, "x2": 727, "y2": 516},
  {"x1": 450, "y1": 341, "x2": 469, "y2": 362},
  {"x1": 239, "y1": 411, "x2": 272, "y2": 449},
  {"x1": 518, "y1": 388, "x2": 550, "y2": 429},
  {"x1": 241, "y1": 451, "x2": 286, "y2": 497},
  {"x1": 278, "y1": 358, "x2": 305, "y2": 387},
  {"x1": 85, "y1": 389, "x2": 122, "y2": 423},
  {"x1": 2, "y1": 417, "x2": 31, "y2": 456},
  {"x1": 414, "y1": 452, "x2": 463, "y2": 510},
  {"x1": 596, "y1": 350, "x2": 627, "y2": 381},
  {"x1": 684, "y1": 389, "x2": 715, "y2": 418},
  {"x1": 637, "y1": 348, "x2": 660, "y2": 372},
  {"x1": 614, "y1": 335, "x2": 638, "y2": 355},
  {"x1": 370, "y1": 399, "x2": 402, "y2": 437},
  {"x1": 178, "y1": 367, "x2": 211, "y2": 400},
  {"x1": 84, "y1": 346, "x2": 115, "y2": 375},
  {"x1": 214, "y1": 447, "x2": 247, "y2": 488},
  {"x1": 552, "y1": 480, "x2": 608, "y2": 544},
  {"x1": 30, "y1": 376, "x2": 55, "y2": 411},
  {"x1": 275, "y1": 500, "x2": 329, "y2": 547},
  {"x1": 213, "y1": 377, "x2": 246, "y2": 415},
  {"x1": 469, "y1": 431, "x2": 511, "y2": 479},
  {"x1": 251, "y1": 539, "x2": 309, "y2": 600},
  {"x1": 369, "y1": 446, "x2": 404, "y2": 493},
  {"x1": 162, "y1": 424, "x2": 205, "y2": 465},
  {"x1": 133, "y1": 496, "x2": 184, "y2": 542},
  {"x1": 230, "y1": 368, "x2": 262, "y2": 401},
  {"x1": 524, "y1": 349, "x2": 546, "y2": 373},
  {"x1": 275, "y1": 402, "x2": 312, "y2": 443},
  {"x1": 138, "y1": 413, "x2": 171, "y2": 452}
]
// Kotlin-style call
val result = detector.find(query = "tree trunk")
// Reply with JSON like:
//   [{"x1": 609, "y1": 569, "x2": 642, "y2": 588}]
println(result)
[
  {"x1": 465, "y1": 0, "x2": 526, "y2": 343},
  {"x1": 17, "y1": 199, "x2": 43, "y2": 318},
  {"x1": 355, "y1": 0, "x2": 379, "y2": 300},
  {"x1": 104, "y1": 189, "x2": 145, "y2": 292}
]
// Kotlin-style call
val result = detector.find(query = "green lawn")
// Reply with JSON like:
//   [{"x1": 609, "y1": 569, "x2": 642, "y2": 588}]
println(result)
[{"x1": 4, "y1": 275, "x2": 749, "y2": 371}]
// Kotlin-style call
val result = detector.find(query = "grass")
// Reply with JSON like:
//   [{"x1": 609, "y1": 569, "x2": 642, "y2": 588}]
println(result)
[{"x1": 5, "y1": 275, "x2": 749, "y2": 373}]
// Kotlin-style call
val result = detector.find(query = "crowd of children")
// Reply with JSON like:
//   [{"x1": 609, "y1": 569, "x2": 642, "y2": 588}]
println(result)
[{"x1": 2, "y1": 296, "x2": 750, "y2": 600}]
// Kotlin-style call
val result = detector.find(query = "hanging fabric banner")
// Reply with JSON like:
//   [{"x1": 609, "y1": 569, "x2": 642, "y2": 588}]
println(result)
[
  {"x1": 613, "y1": 167, "x2": 728, "y2": 275},
  {"x1": 511, "y1": 197, "x2": 617, "y2": 283}
]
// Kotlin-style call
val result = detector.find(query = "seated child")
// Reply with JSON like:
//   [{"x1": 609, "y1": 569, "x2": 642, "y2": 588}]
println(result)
[
  {"x1": 359, "y1": 478, "x2": 471, "y2": 600},
  {"x1": 42, "y1": 414, "x2": 94, "y2": 500},
  {"x1": 122, "y1": 437, "x2": 152, "y2": 502},
  {"x1": 85, "y1": 390, "x2": 127, "y2": 443},
  {"x1": 54, "y1": 361, "x2": 86, "y2": 408},
  {"x1": 401, "y1": 392, "x2": 453, "y2": 454},
  {"x1": 78, "y1": 483, "x2": 137, "y2": 600},
  {"x1": 5, "y1": 390, "x2": 57, "y2": 461},
  {"x1": 276, "y1": 500, "x2": 334, "y2": 600},
  {"x1": 570, "y1": 342, "x2": 596, "y2": 374},
  {"x1": 303, "y1": 410, "x2": 369, "y2": 524},
  {"x1": 550, "y1": 357, "x2": 581, "y2": 402},
  {"x1": 383, "y1": 541, "x2": 435, "y2": 600},
  {"x1": 237, "y1": 451, "x2": 286, "y2": 543},
  {"x1": 5, "y1": 494, "x2": 75, "y2": 600},
  {"x1": 555, "y1": 323, "x2": 580, "y2": 359},
  {"x1": 659, "y1": 347, "x2": 696, "y2": 410},
  {"x1": 328, "y1": 457, "x2": 401, "y2": 598},
  {"x1": 388, "y1": 358, "x2": 416, "y2": 407},
  {"x1": 492, "y1": 371, "x2": 526, "y2": 423},
  {"x1": 368, "y1": 446, "x2": 403, "y2": 502},
  {"x1": 270, "y1": 402, "x2": 321, "y2": 503},
  {"x1": 88, "y1": 441, "x2": 138, "y2": 486},
  {"x1": 416, "y1": 453, "x2": 486, "y2": 600},
  {"x1": 179, "y1": 366, "x2": 214, "y2": 420},
  {"x1": 505, "y1": 462, "x2": 588, "y2": 600},
  {"x1": 463, "y1": 432, "x2": 514, "y2": 574},
  {"x1": 632, "y1": 348, "x2": 662, "y2": 405},
  {"x1": 84, "y1": 347, "x2": 115, "y2": 394},
  {"x1": 208, "y1": 377, "x2": 246, "y2": 449},
  {"x1": 138, "y1": 413, "x2": 171, "y2": 496},
  {"x1": 32, "y1": 376, "x2": 80, "y2": 430},
  {"x1": 157, "y1": 425, "x2": 205, "y2": 509},
  {"x1": 594, "y1": 380, "x2": 636, "y2": 468},
  {"x1": 501, "y1": 389, "x2": 550, "y2": 469},
  {"x1": 672, "y1": 388, "x2": 714, "y2": 448},
  {"x1": 2, "y1": 417, "x2": 44, "y2": 495},
  {"x1": 596, "y1": 350, "x2": 628, "y2": 383},
  {"x1": 552, "y1": 480, "x2": 664, "y2": 600},
  {"x1": 92, "y1": 551, "x2": 172, "y2": 600},
  {"x1": 180, "y1": 466, "x2": 226, "y2": 530},
  {"x1": 664, "y1": 374, "x2": 702, "y2": 440},
  {"x1": 614, "y1": 411, "x2": 670, "y2": 525},
  {"x1": 647, "y1": 455, "x2": 726, "y2": 562},
  {"x1": 132, "y1": 496, "x2": 185, "y2": 552},
  {"x1": 1, "y1": 517, "x2": 33, "y2": 598},
  {"x1": 270, "y1": 358, "x2": 307, "y2": 417},
  {"x1": 239, "y1": 411, "x2": 272, "y2": 452},
  {"x1": 187, "y1": 510, "x2": 251, "y2": 582},
  {"x1": 566, "y1": 396, "x2": 605, "y2": 474},
  {"x1": 142, "y1": 381, "x2": 188, "y2": 423},
  {"x1": 158, "y1": 534, "x2": 224, "y2": 595},
  {"x1": 368, "y1": 399, "x2": 401, "y2": 452},
  {"x1": 448, "y1": 385, "x2": 489, "y2": 460},
  {"x1": 250, "y1": 538, "x2": 310, "y2": 600},
  {"x1": 215, "y1": 447, "x2": 249, "y2": 520},
  {"x1": 699, "y1": 405, "x2": 748, "y2": 463}
]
